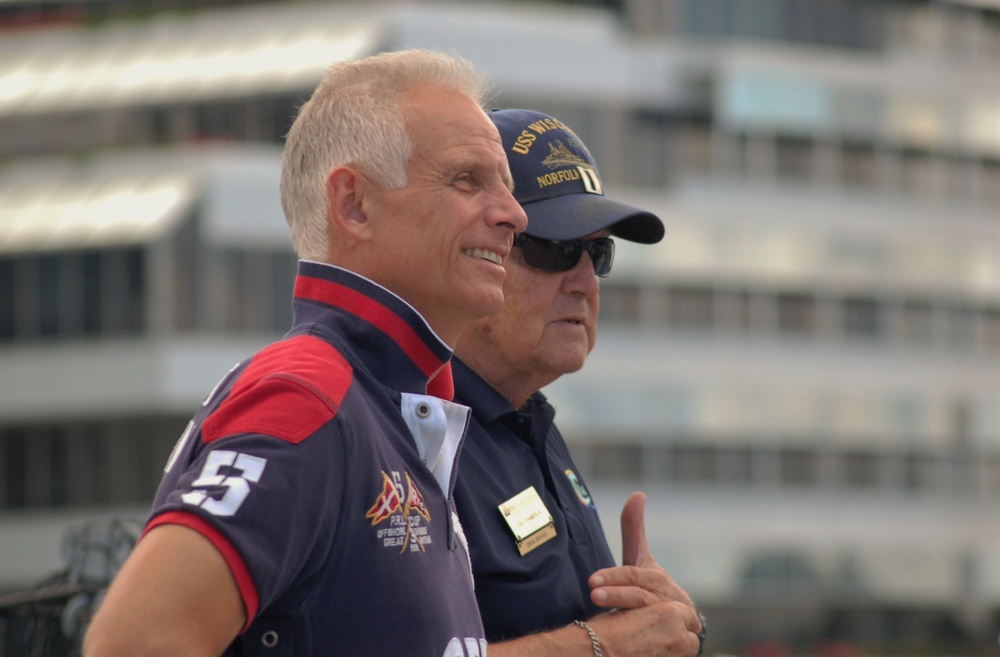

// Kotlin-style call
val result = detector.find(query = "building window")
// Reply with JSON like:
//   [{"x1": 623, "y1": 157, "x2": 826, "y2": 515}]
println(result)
[
  {"x1": 841, "y1": 140, "x2": 877, "y2": 187},
  {"x1": 589, "y1": 444, "x2": 643, "y2": 480},
  {"x1": 982, "y1": 158, "x2": 1000, "y2": 205},
  {"x1": 739, "y1": 551, "x2": 822, "y2": 597},
  {"x1": 777, "y1": 293, "x2": 816, "y2": 335},
  {"x1": 946, "y1": 304, "x2": 977, "y2": 349},
  {"x1": 0, "y1": 259, "x2": 13, "y2": 340},
  {"x1": 600, "y1": 282, "x2": 643, "y2": 325},
  {"x1": 774, "y1": 135, "x2": 814, "y2": 180},
  {"x1": 982, "y1": 308, "x2": 1000, "y2": 353},
  {"x1": 900, "y1": 148, "x2": 944, "y2": 198},
  {"x1": 780, "y1": 448, "x2": 818, "y2": 486},
  {"x1": 900, "y1": 301, "x2": 935, "y2": 345},
  {"x1": 843, "y1": 450, "x2": 880, "y2": 488},
  {"x1": 675, "y1": 121, "x2": 714, "y2": 174},
  {"x1": 0, "y1": 419, "x2": 182, "y2": 511},
  {"x1": 669, "y1": 286, "x2": 714, "y2": 330},
  {"x1": 671, "y1": 445, "x2": 718, "y2": 484},
  {"x1": 843, "y1": 296, "x2": 881, "y2": 339}
]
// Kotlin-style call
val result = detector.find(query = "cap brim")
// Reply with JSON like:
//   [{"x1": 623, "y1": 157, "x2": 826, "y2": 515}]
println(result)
[{"x1": 522, "y1": 194, "x2": 664, "y2": 244}]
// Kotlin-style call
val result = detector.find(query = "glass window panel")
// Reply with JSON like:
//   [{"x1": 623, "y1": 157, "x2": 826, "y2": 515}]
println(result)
[
  {"x1": 171, "y1": 220, "x2": 200, "y2": 331},
  {"x1": 67, "y1": 424, "x2": 101, "y2": 507},
  {"x1": 669, "y1": 286, "x2": 714, "y2": 329},
  {"x1": 3, "y1": 429, "x2": 27, "y2": 509},
  {"x1": 601, "y1": 283, "x2": 643, "y2": 325},
  {"x1": 947, "y1": 305, "x2": 977, "y2": 349},
  {"x1": 983, "y1": 309, "x2": 1000, "y2": 353},
  {"x1": 843, "y1": 450, "x2": 881, "y2": 488},
  {"x1": 780, "y1": 448, "x2": 818, "y2": 486},
  {"x1": 220, "y1": 249, "x2": 245, "y2": 331},
  {"x1": 774, "y1": 135, "x2": 814, "y2": 180},
  {"x1": 902, "y1": 452, "x2": 936, "y2": 491},
  {"x1": 125, "y1": 248, "x2": 146, "y2": 333},
  {"x1": 82, "y1": 251, "x2": 102, "y2": 335},
  {"x1": 900, "y1": 301, "x2": 935, "y2": 344},
  {"x1": 843, "y1": 296, "x2": 881, "y2": 339},
  {"x1": 740, "y1": 551, "x2": 822, "y2": 595},
  {"x1": 673, "y1": 445, "x2": 717, "y2": 484},
  {"x1": 0, "y1": 259, "x2": 13, "y2": 340},
  {"x1": 38, "y1": 253, "x2": 59, "y2": 338},
  {"x1": 590, "y1": 444, "x2": 643, "y2": 480},
  {"x1": 270, "y1": 251, "x2": 296, "y2": 332},
  {"x1": 841, "y1": 141, "x2": 877, "y2": 187},
  {"x1": 900, "y1": 149, "x2": 944, "y2": 198},
  {"x1": 676, "y1": 122, "x2": 713, "y2": 174},
  {"x1": 777, "y1": 292, "x2": 816, "y2": 335},
  {"x1": 58, "y1": 252, "x2": 85, "y2": 339},
  {"x1": 978, "y1": 159, "x2": 1000, "y2": 205},
  {"x1": 102, "y1": 250, "x2": 129, "y2": 335},
  {"x1": 714, "y1": 289, "x2": 750, "y2": 333},
  {"x1": 717, "y1": 447, "x2": 753, "y2": 485}
]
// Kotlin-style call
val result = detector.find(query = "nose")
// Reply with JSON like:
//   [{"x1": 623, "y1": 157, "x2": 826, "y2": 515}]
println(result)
[
  {"x1": 490, "y1": 188, "x2": 528, "y2": 234},
  {"x1": 562, "y1": 251, "x2": 600, "y2": 298}
]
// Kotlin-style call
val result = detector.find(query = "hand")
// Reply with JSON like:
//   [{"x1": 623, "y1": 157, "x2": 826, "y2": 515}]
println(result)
[
  {"x1": 489, "y1": 493, "x2": 703, "y2": 657},
  {"x1": 589, "y1": 492, "x2": 694, "y2": 610},
  {"x1": 586, "y1": 602, "x2": 703, "y2": 657}
]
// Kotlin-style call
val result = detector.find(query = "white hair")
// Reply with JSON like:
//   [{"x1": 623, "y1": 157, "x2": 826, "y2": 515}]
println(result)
[{"x1": 279, "y1": 49, "x2": 493, "y2": 261}]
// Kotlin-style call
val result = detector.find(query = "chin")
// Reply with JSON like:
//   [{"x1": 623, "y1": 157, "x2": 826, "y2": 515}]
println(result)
[
  {"x1": 554, "y1": 354, "x2": 587, "y2": 376},
  {"x1": 467, "y1": 288, "x2": 505, "y2": 320}
]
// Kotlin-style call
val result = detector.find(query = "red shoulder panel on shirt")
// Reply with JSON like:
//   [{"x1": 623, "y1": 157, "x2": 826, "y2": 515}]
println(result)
[{"x1": 201, "y1": 335, "x2": 353, "y2": 445}]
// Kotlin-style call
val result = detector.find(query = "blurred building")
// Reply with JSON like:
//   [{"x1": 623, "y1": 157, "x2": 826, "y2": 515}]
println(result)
[{"x1": 0, "y1": 0, "x2": 998, "y2": 654}]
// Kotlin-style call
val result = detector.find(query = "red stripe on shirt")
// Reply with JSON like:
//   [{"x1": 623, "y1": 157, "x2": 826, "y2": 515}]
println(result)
[{"x1": 294, "y1": 275, "x2": 444, "y2": 377}]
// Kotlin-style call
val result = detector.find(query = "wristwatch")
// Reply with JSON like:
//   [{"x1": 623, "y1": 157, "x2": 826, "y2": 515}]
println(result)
[{"x1": 696, "y1": 610, "x2": 707, "y2": 656}]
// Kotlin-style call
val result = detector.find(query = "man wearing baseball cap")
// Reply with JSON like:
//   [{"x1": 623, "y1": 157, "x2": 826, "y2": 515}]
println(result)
[{"x1": 451, "y1": 109, "x2": 706, "y2": 657}]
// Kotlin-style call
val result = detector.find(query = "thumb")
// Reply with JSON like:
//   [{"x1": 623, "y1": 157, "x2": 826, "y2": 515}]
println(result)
[{"x1": 620, "y1": 491, "x2": 654, "y2": 567}]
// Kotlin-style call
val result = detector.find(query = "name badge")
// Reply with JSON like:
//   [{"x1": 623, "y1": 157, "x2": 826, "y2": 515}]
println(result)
[{"x1": 498, "y1": 486, "x2": 556, "y2": 556}]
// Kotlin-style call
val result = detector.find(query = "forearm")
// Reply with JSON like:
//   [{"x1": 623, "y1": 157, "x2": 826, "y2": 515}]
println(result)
[
  {"x1": 488, "y1": 622, "x2": 599, "y2": 657},
  {"x1": 489, "y1": 603, "x2": 701, "y2": 657}
]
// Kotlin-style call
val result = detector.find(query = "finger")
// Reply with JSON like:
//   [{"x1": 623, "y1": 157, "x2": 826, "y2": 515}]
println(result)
[
  {"x1": 620, "y1": 491, "x2": 655, "y2": 568},
  {"x1": 590, "y1": 564, "x2": 666, "y2": 590},
  {"x1": 589, "y1": 565, "x2": 693, "y2": 606},
  {"x1": 590, "y1": 583, "x2": 659, "y2": 610}
]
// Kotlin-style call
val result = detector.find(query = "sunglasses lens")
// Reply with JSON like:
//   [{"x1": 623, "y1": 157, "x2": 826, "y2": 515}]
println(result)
[
  {"x1": 515, "y1": 235, "x2": 615, "y2": 276},
  {"x1": 518, "y1": 235, "x2": 580, "y2": 273},
  {"x1": 589, "y1": 238, "x2": 614, "y2": 277}
]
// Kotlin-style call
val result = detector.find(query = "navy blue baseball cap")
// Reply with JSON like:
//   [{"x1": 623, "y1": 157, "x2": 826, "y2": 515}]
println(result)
[{"x1": 489, "y1": 108, "x2": 664, "y2": 244}]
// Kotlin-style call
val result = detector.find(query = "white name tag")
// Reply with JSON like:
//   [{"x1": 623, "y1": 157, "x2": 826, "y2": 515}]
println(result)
[{"x1": 498, "y1": 486, "x2": 556, "y2": 556}]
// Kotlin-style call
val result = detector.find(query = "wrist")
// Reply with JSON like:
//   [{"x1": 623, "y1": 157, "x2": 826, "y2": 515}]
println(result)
[{"x1": 572, "y1": 620, "x2": 603, "y2": 657}]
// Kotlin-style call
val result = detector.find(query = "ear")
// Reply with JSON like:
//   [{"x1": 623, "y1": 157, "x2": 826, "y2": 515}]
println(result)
[{"x1": 326, "y1": 166, "x2": 373, "y2": 242}]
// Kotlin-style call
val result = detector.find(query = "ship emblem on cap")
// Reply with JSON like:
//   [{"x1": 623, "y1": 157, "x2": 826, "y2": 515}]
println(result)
[{"x1": 541, "y1": 140, "x2": 588, "y2": 169}]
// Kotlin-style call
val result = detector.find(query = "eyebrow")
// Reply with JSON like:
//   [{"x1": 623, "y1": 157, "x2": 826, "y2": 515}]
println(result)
[{"x1": 501, "y1": 167, "x2": 515, "y2": 193}]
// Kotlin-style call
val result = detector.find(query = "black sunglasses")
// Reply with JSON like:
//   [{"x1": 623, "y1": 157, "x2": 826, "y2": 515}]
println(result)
[{"x1": 513, "y1": 233, "x2": 615, "y2": 277}]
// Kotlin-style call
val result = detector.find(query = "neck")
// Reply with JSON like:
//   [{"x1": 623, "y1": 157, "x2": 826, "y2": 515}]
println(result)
[{"x1": 455, "y1": 341, "x2": 552, "y2": 410}]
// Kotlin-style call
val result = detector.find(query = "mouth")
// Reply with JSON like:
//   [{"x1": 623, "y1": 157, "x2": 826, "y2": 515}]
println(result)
[{"x1": 462, "y1": 248, "x2": 504, "y2": 266}]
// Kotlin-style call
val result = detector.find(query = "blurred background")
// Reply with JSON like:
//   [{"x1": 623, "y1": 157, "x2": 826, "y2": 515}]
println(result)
[{"x1": 0, "y1": 0, "x2": 998, "y2": 655}]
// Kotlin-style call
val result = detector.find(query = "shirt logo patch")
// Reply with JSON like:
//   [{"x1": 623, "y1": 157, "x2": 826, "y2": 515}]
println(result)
[
  {"x1": 565, "y1": 469, "x2": 595, "y2": 508},
  {"x1": 366, "y1": 470, "x2": 432, "y2": 553}
]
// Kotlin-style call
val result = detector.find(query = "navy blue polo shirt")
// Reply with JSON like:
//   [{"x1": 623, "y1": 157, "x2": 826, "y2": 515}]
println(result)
[
  {"x1": 452, "y1": 358, "x2": 615, "y2": 642},
  {"x1": 148, "y1": 262, "x2": 485, "y2": 656}
]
